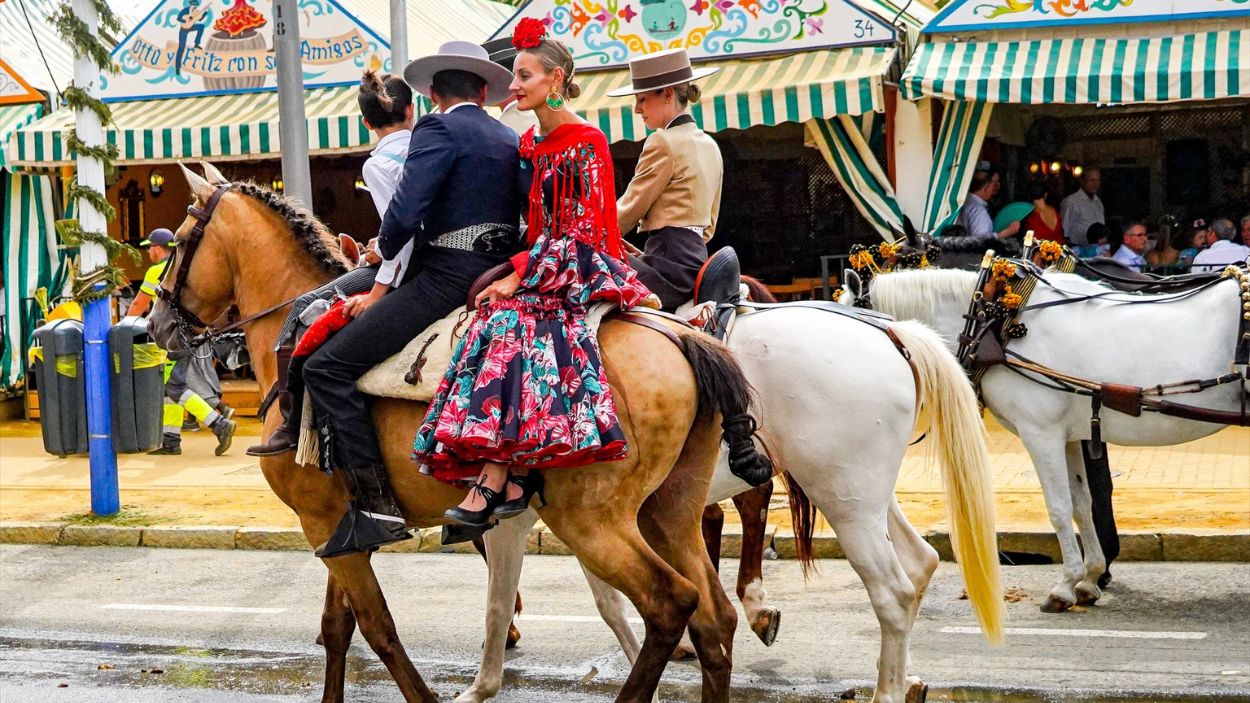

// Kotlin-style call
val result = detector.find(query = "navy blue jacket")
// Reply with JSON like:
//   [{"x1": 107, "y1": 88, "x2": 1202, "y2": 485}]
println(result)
[{"x1": 377, "y1": 105, "x2": 524, "y2": 261}]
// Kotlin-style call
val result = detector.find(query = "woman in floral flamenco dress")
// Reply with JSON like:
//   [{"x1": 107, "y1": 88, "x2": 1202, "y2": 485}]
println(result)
[{"x1": 412, "y1": 20, "x2": 656, "y2": 526}]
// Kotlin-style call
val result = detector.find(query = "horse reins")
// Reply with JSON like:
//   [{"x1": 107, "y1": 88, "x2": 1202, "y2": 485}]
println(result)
[
  {"x1": 951, "y1": 257, "x2": 1250, "y2": 431},
  {"x1": 157, "y1": 184, "x2": 306, "y2": 349}
]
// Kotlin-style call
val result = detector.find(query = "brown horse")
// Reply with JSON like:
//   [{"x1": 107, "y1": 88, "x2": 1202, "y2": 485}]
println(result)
[{"x1": 149, "y1": 164, "x2": 769, "y2": 703}]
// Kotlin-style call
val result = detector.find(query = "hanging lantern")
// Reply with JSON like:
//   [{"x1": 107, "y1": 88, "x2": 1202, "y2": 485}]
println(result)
[
  {"x1": 1072, "y1": 165, "x2": 1084, "y2": 178},
  {"x1": 149, "y1": 169, "x2": 165, "y2": 197}
]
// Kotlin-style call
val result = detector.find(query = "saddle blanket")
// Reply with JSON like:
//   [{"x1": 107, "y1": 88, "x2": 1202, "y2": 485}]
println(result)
[{"x1": 354, "y1": 301, "x2": 620, "y2": 402}]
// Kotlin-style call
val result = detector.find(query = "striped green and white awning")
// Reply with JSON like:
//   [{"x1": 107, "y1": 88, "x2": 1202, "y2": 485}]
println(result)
[
  {"x1": 901, "y1": 29, "x2": 1249, "y2": 105},
  {"x1": 578, "y1": 47, "x2": 897, "y2": 143},
  {"x1": 7, "y1": 87, "x2": 430, "y2": 169},
  {"x1": 0, "y1": 102, "x2": 43, "y2": 171}
]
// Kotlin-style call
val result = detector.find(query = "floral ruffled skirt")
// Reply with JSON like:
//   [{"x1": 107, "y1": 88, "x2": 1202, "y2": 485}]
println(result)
[{"x1": 412, "y1": 239, "x2": 651, "y2": 484}]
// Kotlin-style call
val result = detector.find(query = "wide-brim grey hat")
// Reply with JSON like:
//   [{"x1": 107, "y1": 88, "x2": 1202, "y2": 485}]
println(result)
[
  {"x1": 403, "y1": 40, "x2": 514, "y2": 105},
  {"x1": 607, "y1": 48, "x2": 718, "y2": 97}
]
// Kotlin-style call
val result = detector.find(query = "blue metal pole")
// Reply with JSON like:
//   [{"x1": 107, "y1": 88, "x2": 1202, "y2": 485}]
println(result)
[
  {"x1": 83, "y1": 287, "x2": 118, "y2": 515},
  {"x1": 70, "y1": 0, "x2": 118, "y2": 516}
]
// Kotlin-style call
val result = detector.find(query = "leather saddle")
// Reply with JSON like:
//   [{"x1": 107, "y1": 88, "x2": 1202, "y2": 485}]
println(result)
[
  {"x1": 692, "y1": 247, "x2": 743, "y2": 340},
  {"x1": 1076, "y1": 257, "x2": 1225, "y2": 294},
  {"x1": 466, "y1": 261, "x2": 517, "y2": 310}
]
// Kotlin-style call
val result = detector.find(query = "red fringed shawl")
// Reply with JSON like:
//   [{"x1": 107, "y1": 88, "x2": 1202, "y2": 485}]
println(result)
[{"x1": 514, "y1": 123, "x2": 624, "y2": 273}]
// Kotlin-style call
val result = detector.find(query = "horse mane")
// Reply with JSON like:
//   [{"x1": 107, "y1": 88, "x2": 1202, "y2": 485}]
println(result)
[
  {"x1": 871, "y1": 268, "x2": 978, "y2": 321},
  {"x1": 230, "y1": 181, "x2": 350, "y2": 277}
]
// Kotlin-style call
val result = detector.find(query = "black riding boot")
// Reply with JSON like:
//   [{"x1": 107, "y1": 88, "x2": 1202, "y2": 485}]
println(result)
[
  {"x1": 315, "y1": 462, "x2": 411, "y2": 558},
  {"x1": 722, "y1": 414, "x2": 773, "y2": 487},
  {"x1": 247, "y1": 346, "x2": 300, "y2": 457}
]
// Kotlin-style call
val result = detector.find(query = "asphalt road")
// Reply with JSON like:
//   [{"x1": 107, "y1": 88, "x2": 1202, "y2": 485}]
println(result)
[{"x1": 1, "y1": 545, "x2": 1248, "y2": 702}]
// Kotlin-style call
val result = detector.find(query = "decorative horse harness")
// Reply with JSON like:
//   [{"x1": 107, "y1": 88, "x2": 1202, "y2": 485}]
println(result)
[
  {"x1": 954, "y1": 240, "x2": 1250, "y2": 438},
  {"x1": 156, "y1": 184, "x2": 320, "y2": 351}
]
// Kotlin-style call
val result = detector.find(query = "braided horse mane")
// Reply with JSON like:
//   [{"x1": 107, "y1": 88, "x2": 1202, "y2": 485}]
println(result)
[{"x1": 229, "y1": 181, "x2": 351, "y2": 278}]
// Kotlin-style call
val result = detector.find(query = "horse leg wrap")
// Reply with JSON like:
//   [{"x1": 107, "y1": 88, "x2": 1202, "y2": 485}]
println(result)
[{"x1": 722, "y1": 414, "x2": 773, "y2": 487}]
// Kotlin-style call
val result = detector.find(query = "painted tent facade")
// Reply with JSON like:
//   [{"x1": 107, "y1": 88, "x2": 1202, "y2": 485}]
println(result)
[
  {"x1": 491, "y1": 0, "x2": 928, "y2": 243},
  {"x1": 6, "y1": 0, "x2": 514, "y2": 168},
  {"x1": 900, "y1": 0, "x2": 1250, "y2": 235},
  {"x1": 0, "y1": 71, "x2": 68, "y2": 388}
]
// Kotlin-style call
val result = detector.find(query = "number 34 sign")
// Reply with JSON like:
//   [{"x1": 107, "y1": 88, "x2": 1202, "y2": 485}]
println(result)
[{"x1": 491, "y1": 0, "x2": 898, "y2": 71}]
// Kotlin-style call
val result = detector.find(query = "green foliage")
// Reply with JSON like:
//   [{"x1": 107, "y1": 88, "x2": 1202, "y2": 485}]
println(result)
[
  {"x1": 55, "y1": 0, "x2": 130, "y2": 304},
  {"x1": 66, "y1": 129, "x2": 120, "y2": 166},
  {"x1": 63, "y1": 87, "x2": 112, "y2": 125}
]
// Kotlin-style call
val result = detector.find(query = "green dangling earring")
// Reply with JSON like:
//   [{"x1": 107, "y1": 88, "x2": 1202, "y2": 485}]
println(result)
[{"x1": 546, "y1": 90, "x2": 566, "y2": 112}]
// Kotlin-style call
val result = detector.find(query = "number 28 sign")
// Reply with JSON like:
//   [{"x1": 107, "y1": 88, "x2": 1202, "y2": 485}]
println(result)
[{"x1": 490, "y1": 0, "x2": 898, "y2": 72}]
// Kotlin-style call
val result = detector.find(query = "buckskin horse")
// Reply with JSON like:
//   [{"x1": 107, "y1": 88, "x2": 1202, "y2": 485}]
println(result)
[
  {"x1": 866, "y1": 264, "x2": 1249, "y2": 613},
  {"x1": 148, "y1": 164, "x2": 772, "y2": 703}
]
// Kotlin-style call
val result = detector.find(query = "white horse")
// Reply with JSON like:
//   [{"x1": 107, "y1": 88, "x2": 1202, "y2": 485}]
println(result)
[
  {"x1": 463, "y1": 306, "x2": 1006, "y2": 703},
  {"x1": 866, "y1": 266, "x2": 1246, "y2": 612}
]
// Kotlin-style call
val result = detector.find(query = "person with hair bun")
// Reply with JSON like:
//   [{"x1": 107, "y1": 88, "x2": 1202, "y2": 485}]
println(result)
[
  {"x1": 413, "y1": 19, "x2": 656, "y2": 527},
  {"x1": 246, "y1": 69, "x2": 415, "y2": 459},
  {"x1": 610, "y1": 48, "x2": 722, "y2": 311}
]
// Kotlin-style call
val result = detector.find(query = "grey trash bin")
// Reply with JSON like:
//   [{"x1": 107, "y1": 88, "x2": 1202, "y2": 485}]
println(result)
[
  {"x1": 32, "y1": 319, "x2": 88, "y2": 457},
  {"x1": 110, "y1": 316, "x2": 166, "y2": 453}
]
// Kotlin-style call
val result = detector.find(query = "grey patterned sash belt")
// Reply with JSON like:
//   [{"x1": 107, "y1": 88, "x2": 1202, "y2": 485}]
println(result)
[{"x1": 431, "y1": 223, "x2": 520, "y2": 256}]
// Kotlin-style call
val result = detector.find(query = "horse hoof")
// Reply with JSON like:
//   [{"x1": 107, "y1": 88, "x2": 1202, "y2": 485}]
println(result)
[
  {"x1": 751, "y1": 608, "x2": 781, "y2": 647},
  {"x1": 506, "y1": 622, "x2": 521, "y2": 649},
  {"x1": 1098, "y1": 570, "x2": 1113, "y2": 590},
  {"x1": 905, "y1": 680, "x2": 929, "y2": 703},
  {"x1": 1075, "y1": 587, "x2": 1100, "y2": 606},
  {"x1": 670, "y1": 643, "x2": 697, "y2": 661},
  {"x1": 1040, "y1": 595, "x2": 1075, "y2": 613}
]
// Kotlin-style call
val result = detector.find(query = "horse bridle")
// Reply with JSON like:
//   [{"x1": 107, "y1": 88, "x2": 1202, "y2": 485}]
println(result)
[{"x1": 156, "y1": 184, "x2": 301, "y2": 350}]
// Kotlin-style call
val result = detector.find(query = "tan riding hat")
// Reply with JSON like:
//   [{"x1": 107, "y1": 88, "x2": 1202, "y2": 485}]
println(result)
[{"x1": 606, "y1": 49, "x2": 718, "y2": 98}]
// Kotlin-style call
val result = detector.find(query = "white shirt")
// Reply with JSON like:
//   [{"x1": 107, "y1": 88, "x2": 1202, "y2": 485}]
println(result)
[
  {"x1": 362, "y1": 128, "x2": 412, "y2": 287},
  {"x1": 1060, "y1": 190, "x2": 1105, "y2": 247},
  {"x1": 1111, "y1": 244, "x2": 1146, "y2": 272},
  {"x1": 1192, "y1": 239, "x2": 1250, "y2": 273}
]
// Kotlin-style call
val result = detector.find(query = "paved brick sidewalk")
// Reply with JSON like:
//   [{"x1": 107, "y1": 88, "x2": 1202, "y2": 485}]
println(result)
[{"x1": 1, "y1": 417, "x2": 1246, "y2": 537}]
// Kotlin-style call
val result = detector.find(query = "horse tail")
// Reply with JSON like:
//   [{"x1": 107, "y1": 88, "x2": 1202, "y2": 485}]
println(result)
[
  {"x1": 740, "y1": 275, "x2": 777, "y2": 303},
  {"x1": 678, "y1": 333, "x2": 774, "y2": 488},
  {"x1": 779, "y1": 469, "x2": 817, "y2": 578},
  {"x1": 885, "y1": 319, "x2": 1005, "y2": 646}
]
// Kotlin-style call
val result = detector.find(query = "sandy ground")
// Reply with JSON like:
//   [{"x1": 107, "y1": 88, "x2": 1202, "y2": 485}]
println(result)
[{"x1": 2, "y1": 414, "x2": 1246, "y2": 534}]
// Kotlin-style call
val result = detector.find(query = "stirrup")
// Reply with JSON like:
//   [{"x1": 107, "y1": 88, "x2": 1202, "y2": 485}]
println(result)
[{"x1": 314, "y1": 505, "x2": 410, "y2": 558}]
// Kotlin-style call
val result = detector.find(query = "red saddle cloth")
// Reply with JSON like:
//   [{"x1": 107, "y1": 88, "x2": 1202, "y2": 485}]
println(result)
[{"x1": 292, "y1": 295, "x2": 364, "y2": 358}]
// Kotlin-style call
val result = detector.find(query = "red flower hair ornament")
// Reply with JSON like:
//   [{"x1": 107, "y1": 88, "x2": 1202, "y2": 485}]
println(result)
[{"x1": 512, "y1": 17, "x2": 547, "y2": 50}]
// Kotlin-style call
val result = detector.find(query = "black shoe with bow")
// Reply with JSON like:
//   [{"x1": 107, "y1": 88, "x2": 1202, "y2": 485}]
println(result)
[
  {"x1": 493, "y1": 472, "x2": 547, "y2": 520},
  {"x1": 444, "y1": 481, "x2": 507, "y2": 528}
]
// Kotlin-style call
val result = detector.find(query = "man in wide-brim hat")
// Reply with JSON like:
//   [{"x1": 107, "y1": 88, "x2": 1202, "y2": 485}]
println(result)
[
  {"x1": 611, "y1": 49, "x2": 727, "y2": 311},
  {"x1": 300, "y1": 40, "x2": 529, "y2": 558}
]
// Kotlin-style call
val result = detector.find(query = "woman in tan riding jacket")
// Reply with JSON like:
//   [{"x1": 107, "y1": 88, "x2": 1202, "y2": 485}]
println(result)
[{"x1": 611, "y1": 49, "x2": 723, "y2": 311}]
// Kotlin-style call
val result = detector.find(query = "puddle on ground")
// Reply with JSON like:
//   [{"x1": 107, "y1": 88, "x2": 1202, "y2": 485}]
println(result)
[{"x1": 0, "y1": 635, "x2": 1244, "y2": 703}]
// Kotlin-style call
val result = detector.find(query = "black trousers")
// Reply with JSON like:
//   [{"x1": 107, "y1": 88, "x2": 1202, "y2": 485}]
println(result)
[
  {"x1": 302, "y1": 248, "x2": 501, "y2": 469},
  {"x1": 1082, "y1": 440, "x2": 1120, "y2": 570},
  {"x1": 628, "y1": 226, "x2": 708, "y2": 312}
]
